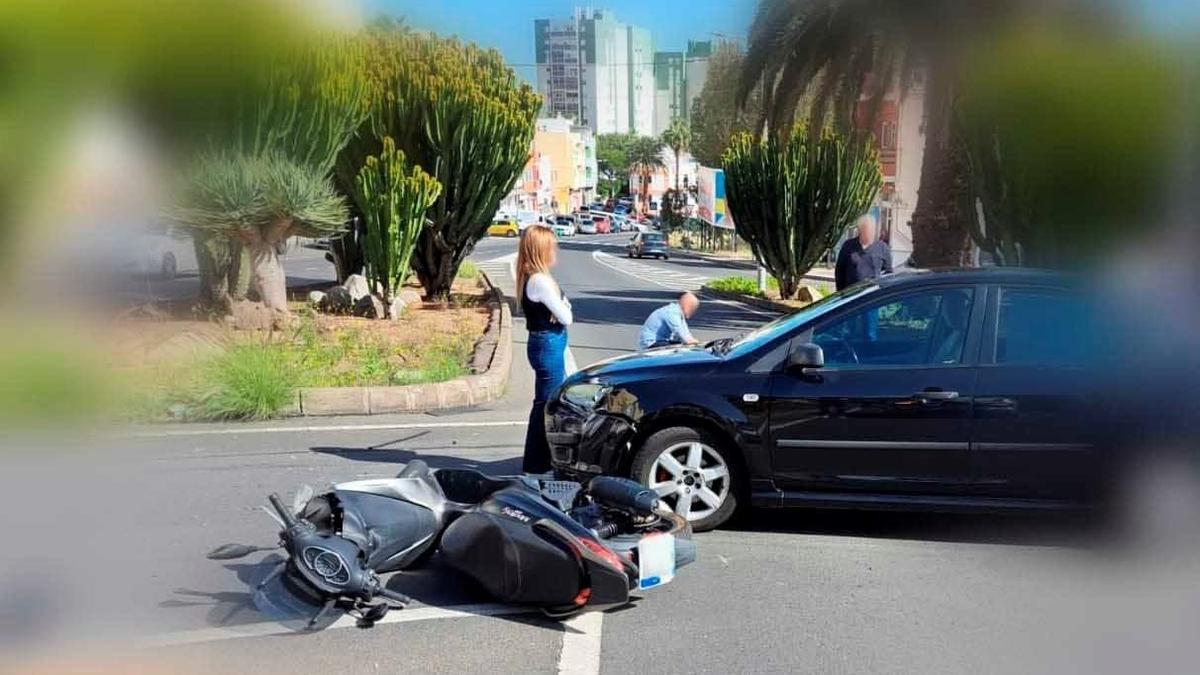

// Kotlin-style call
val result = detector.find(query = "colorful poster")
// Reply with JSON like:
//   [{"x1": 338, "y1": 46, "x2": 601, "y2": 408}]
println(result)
[{"x1": 696, "y1": 167, "x2": 734, "y2": 229}]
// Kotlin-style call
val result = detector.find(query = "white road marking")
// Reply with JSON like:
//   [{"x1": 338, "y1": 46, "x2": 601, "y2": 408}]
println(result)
[
  {"x1": 591, "y1": 249, "x2": 706, "y2": 291},
  {"x1": 591, "y1": 250, "x2": 779, "y2": 319},
  {"x1": 565, "y1": 347, "x2": 578, "y2": 375},
  {"x1": 479, "y1": 252, "x2": 517, "y2": 283},
  {"x1": 141, "y1": 602, "x2": 533, "y2": 648},
  {"x1": 122, "y1": 420, "x2": 528, "y2": 439},
  {"x1": 557, "y1": 611, "x2": 604, "y2": 675}
]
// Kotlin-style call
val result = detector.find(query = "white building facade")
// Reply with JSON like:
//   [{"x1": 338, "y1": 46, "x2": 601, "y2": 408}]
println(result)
[{"x1": 535, "y1": 9, "x2": 654, "y2": 136}]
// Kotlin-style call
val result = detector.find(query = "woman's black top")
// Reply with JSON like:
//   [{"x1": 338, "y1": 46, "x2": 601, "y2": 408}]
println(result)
[{"x1": 521, "y1": 287, "x2": 565, "y2": 333}]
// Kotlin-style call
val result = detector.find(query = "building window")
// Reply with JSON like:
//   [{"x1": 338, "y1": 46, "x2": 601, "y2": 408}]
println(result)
[{"x1": 881, "y1": 121, "x2": 897, "y2": 151}]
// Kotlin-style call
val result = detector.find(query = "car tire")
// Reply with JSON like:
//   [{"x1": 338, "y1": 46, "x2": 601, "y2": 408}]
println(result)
[
  {"x1": 630, "y1": 426, "x2": 741, "y2": 532},
  {"x1": 507, "y1": 230, "x2": 516, "y2": 238}
]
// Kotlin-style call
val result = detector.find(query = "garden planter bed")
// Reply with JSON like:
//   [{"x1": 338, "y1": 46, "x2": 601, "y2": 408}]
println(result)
[
  {"x1": 296, "y1": 275, "x2": 511, "y2": 416},
  {"x1": 117, "y1": 273, "x2": 510, "y2": 421}
]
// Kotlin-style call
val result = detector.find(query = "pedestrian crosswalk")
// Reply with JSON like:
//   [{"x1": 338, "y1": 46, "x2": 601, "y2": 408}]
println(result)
[
  {"x1": 591, "y1": 250, "x2": 714, "y2": 292},
  {"x1": 477, "y1": 252, "x2": 516, "y2": 289}
]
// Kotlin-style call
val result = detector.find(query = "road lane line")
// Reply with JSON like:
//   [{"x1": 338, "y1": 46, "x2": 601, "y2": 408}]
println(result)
[
  {"x1": 592, "y1": 250, "x2": 780, "y2": 318},
  {"x1": 565, "y1": 347, "x2": 578, "y2": 375},
  {"x1": 122, "y1": 420, "x2": 528, "y2": 439},
  {"x1": 557, "y1": 611, "x2": 604, "y2": 675},
  {"x1": 141, "y1": 603, "x2": 534, "y2": 648}
]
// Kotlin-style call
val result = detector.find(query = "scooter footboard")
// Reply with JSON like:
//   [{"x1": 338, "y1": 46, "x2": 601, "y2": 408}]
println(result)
[{"x1": 440, "y1": 512, "x2": 583, "y2": 605}]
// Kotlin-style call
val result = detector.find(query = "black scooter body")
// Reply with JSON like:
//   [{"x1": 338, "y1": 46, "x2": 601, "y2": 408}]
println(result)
[{"x1": 227, "y1": 462, "x2": 690, "y2": 629}]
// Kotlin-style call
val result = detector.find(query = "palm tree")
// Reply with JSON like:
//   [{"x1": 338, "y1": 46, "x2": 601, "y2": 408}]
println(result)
[
  {"x1": 660, "y1": 118, "x2": 692, "y2": 191},
  {"x1": 628, "y1": 137, "x2": 666, "y2": 216},
  {"x1": 738, "y1": 0, "x2": 1033, "y2": 267}
]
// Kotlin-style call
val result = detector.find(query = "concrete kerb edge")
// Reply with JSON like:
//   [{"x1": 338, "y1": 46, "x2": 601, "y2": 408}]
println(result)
[
  {"x1": 699, "y1": 287, "x2": 798, "y2": 314},
  {"x1": 295, "y1": 271, "x2": 512, "y2": 416}
]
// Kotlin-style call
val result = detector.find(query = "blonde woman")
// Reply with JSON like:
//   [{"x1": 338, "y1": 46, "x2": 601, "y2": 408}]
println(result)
[{"x1": 516, "y1": 225, "x2": 573, "y2": 473}]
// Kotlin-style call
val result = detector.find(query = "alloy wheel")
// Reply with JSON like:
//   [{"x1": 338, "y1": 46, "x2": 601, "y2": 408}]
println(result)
[{"x1": 648, "y1": 441, "x2": 730, "y2": 521}]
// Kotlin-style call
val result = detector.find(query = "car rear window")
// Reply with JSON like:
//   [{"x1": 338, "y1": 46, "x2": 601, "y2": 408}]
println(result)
[{"x1": 644, "y1": 234, "x2": 664, "y2": 243}]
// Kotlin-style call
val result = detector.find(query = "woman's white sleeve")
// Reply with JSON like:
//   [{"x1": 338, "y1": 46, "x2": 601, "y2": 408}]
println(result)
[{"x1": 526, "y1": 274, "x2": 573, "y2": 326}]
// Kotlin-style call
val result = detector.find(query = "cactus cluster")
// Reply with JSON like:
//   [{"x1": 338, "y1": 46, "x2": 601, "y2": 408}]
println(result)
[
  {"x1": 335, "y1": 31, "x2": 541, "y2": 300},
  {"x1": 350, "y1": 138, "x2": 442, "y2": 316},
  {"x1": 723, "y1": 125, "x2": 882, "y2": 299}
]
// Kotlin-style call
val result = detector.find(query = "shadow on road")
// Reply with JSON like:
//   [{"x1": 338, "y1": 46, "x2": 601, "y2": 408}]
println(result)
[
  {"x1": 310, "y1": 445, "x2": 523, "y2": 475},
  {"x1": 727, "y1": 506, "x2": 1103, "y2": 547}
]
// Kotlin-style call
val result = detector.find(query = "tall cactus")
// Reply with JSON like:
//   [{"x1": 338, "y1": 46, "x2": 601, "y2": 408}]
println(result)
[
  {"x1": 335, "y1": 32, "x2": 541, "y2": 301},
  {"x1": 723, "y1": 124, "x2": 881, "y2": 299},
  {"x1": 350, "y1": 138, "x2": 442, "y2": 317}
]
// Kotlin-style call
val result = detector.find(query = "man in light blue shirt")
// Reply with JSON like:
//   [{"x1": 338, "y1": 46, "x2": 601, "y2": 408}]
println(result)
[{"x1": 638, "y1": 292, "x2": 700, "y2": 351}]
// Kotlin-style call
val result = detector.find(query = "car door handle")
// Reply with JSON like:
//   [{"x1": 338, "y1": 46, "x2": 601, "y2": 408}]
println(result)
[{"x1": 916, "y1": 389, "x2": 959, "y2": 401}]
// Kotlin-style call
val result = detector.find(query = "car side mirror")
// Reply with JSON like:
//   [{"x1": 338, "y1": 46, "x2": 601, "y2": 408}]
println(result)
[{"x1": 787, "y1": 343, "x2": 824, "y2": 372}]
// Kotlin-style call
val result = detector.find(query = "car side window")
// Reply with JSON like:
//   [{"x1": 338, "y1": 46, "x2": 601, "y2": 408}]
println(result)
[
  {"x1": 814, "y1": 287, "x2": 974, "y2": 367},
  {"x1": 995, "y1": 288, "x2": 1087, "y2": 366}
]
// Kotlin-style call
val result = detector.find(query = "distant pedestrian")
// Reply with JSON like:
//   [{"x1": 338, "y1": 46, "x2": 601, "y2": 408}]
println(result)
[
  {"x1": 638, "y1": 292, "x2": 700, "y2": 351},
  {"x1": 835, "y1": 214, "x2": 893, "y2": 291},
  {"x1": 517, "y1": 225, "x2": 573, "y2": 474}
]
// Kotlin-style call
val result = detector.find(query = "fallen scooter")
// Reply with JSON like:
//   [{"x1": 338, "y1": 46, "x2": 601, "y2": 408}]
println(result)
[{"x1": 208, "y1": 461, "x2": 695, "y2": 630}]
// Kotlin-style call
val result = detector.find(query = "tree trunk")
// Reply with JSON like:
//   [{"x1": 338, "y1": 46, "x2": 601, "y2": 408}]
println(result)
[
  {"x1": 244, "y1": 220, "x2": 293, "y2": 314},
  {"x1": 414, "y1": 259, "x2": 455, "y2": 303},
  {"x1": 778, "y1": 275, "x2": 798, "y2": 300},
  {"x1": 193, "y1": 232, "x2": 250, "y2": 312},
  {"x1": 908, "y1": 78, "x2": 972, "y2": 268}
]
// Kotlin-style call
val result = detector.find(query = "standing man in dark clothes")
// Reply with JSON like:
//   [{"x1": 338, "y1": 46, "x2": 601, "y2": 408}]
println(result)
[{"x1": 835, "y1": 214, "x2": 893, "y2": 291}]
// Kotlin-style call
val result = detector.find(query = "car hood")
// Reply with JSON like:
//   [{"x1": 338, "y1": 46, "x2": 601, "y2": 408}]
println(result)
[{"x1": 574, "y1": 344, "x2": 722, "y2": 381}]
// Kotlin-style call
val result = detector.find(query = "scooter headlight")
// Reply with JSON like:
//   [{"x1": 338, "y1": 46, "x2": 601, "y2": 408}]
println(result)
[
  {"x1": 562, "y1": 382, "x2": 611, "y2": 411},
  {"x1": 302, "y1": 546, "x2": 350, "y2": 586}
]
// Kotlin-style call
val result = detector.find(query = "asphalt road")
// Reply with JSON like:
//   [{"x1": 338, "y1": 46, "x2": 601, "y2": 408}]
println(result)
[{"x1": 5, "y1": 233, "x2": 1197, "y2": 674}]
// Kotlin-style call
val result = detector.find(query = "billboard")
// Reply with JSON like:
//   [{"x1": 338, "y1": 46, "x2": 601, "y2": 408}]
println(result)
[{"x1": 696, "y1": 166, "x2": 734, "y2": 229}]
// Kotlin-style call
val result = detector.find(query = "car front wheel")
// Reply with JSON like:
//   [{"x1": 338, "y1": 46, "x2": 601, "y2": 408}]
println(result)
[{"x1": 631, "y1": 426, "x2": 740, "y2": 531}]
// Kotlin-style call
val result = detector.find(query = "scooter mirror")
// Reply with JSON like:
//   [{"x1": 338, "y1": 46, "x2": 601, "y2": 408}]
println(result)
[{"x1": 206, "y1": 543, "x2": 271, "y2": 560}]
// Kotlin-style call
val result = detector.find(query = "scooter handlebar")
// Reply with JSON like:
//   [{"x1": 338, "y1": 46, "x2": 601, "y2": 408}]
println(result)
[
  {"x1": 268, "y1": 493, "x2": 297, "y2": 528},
  {"x1": 587, "y1": 476, "x2": 660, "y2": 514}
]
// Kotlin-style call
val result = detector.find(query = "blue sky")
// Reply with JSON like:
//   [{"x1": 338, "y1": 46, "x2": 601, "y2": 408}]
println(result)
[
  {"x1": 366, "y1": 0, "x2": 759, "y2": 82},
  {"x1": 366, "y1": 0, "x2": 1200, "y2": 84}
]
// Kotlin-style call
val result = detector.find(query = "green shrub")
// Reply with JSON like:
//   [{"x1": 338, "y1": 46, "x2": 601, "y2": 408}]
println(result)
[
  {"x1": 703, "y1": 276, "x2": 765, "y2": 298},
  {"x1": 196, "y1": 344, "x2": 296, "y2": 420},
  {"x1": 456, "y1": 260, "x2": 479, "y2": 280}
]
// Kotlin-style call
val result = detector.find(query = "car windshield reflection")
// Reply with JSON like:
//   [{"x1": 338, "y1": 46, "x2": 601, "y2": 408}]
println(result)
[{"x1": 718, "y1": 283, "x2": 880, "y2": 358}]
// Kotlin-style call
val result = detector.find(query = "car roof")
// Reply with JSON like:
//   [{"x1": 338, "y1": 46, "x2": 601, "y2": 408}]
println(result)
[{"x1": 876, "y1": 267, "x2": 1074, "y2": 288}]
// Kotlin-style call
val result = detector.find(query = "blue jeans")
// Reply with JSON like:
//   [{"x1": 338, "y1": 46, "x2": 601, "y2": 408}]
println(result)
[{"x1": 524, "y1": 328, "x2": 567, "y2": 473}]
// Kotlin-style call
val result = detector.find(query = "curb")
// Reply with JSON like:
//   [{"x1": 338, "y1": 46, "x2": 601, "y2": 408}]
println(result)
[
  {"x1": 295, "y1": 272, "x2": 512, "y2": 416},
  {"x1": 700, "y1": 287, "x2": 800, "y2": 314},
  {"x1": 671, "y1": 248, "x2": 837, "y2": 284},
  {"x1": 671, "y1": 248, "x2": 759, "y2": 270}
]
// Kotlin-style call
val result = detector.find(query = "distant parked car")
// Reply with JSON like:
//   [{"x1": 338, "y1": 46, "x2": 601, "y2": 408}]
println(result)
[
  {"x1": 627, "y1": 231, "x2": 669, "y2": 259},
  {"x1": 488, "y1": 217, "x2": 519, "y2": 237},
  {"x1": 577, "y1": 215, "x2": 598, "y2": 234},
  {"x1": 551, "y1": 216, "x2": 575, "y2": 238},
  {"x1": 592, "y1": 214, "x2": 611, "y2": 234}
]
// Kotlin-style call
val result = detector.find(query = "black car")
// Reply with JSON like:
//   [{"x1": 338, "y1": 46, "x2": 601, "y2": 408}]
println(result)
[
  {"x1": 546, "y1": 268, "x2": 1113, "y2": 531},
  {"x1": 628, "y1": 232, "x2": 669, "y2": 259}
]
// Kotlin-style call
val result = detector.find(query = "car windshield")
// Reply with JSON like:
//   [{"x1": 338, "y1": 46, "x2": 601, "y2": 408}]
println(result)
[{"x1": 715, "y1": 283, "x2": 881, "y2": 358}]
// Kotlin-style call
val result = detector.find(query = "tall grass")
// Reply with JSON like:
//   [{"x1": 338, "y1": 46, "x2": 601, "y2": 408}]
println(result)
[
  {"x1": 196, "y1": 344, "x2": 296, "y2": 420},
  {"x1": 456, "y1": 260, "x2": 479, "y2": 280}
]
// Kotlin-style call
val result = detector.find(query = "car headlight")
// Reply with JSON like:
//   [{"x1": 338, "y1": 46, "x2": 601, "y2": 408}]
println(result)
[{"x1": 561, "y1": 382, "x2": 611, "y2": 411}]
